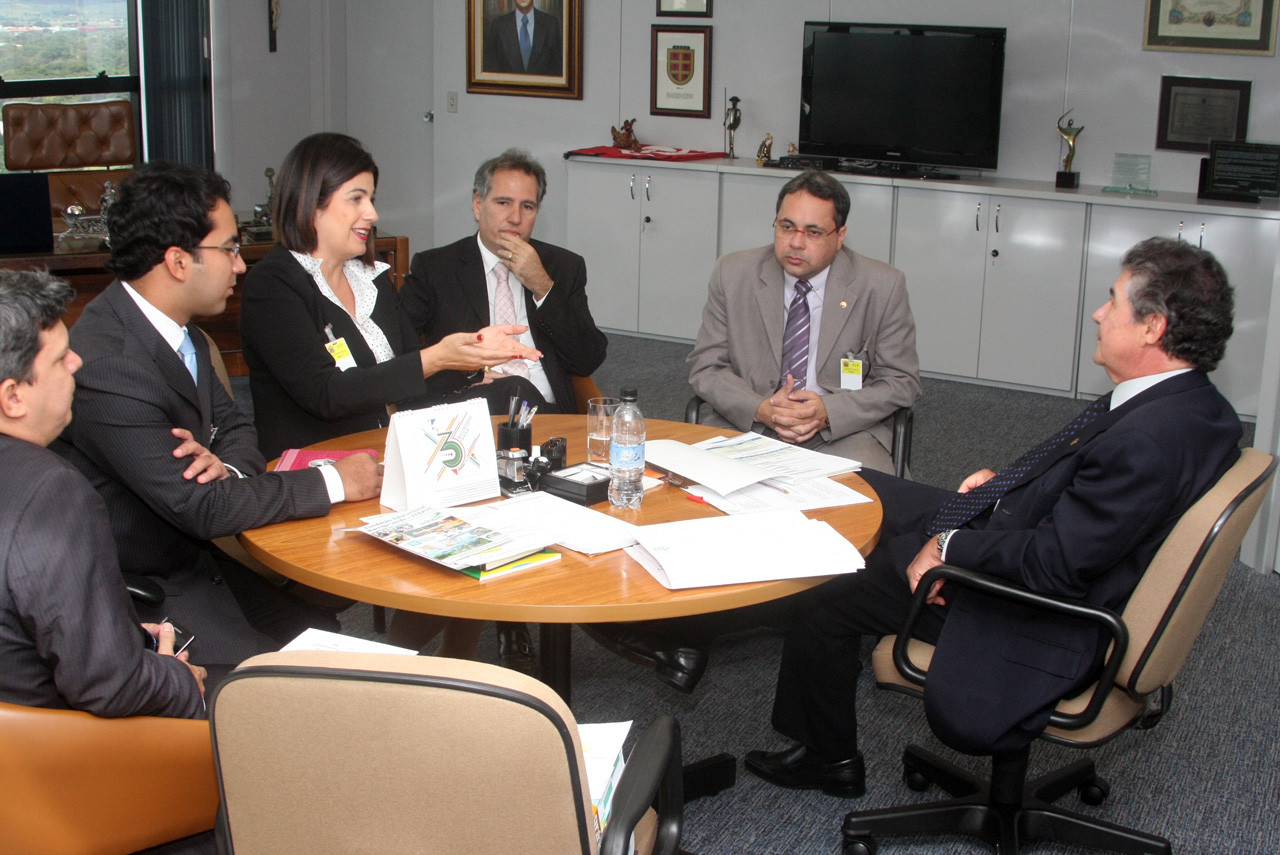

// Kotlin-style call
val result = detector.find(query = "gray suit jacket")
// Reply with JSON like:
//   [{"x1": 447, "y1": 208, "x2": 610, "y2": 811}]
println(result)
[
  {"x1": 0, "y1": 435, "x2": 204, "y2": 717},
  {"x1": 56, "y1": 281, "x2": 333, "y2": 662},
  {"x1": 687, "y1": 245, "x2": 921, "y2": 461}
]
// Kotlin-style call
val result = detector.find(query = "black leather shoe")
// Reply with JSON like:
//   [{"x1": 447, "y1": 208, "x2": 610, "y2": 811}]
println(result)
[
  {"x1": 744, "y1": 743, "x2": 866, "y2": 798},
  {"x1": 495, "y1": 622, "x2": 537, "y2": 675},
  {"x1": 582, "y1": 622, "x2": 708, "y2": 693}
]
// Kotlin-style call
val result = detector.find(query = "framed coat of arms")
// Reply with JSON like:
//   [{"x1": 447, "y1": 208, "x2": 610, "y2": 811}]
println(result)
[{"x1": 650, "y1": 25, "x2": 711, "y2": 117}]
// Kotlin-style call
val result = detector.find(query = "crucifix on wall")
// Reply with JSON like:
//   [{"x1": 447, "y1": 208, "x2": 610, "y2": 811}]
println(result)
[{"x1": 268, "y1": 0, "x2": 280, "y2": 52}]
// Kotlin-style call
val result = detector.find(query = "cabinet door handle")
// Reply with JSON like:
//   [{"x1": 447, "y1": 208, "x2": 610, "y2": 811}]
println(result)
[
  {"x1": 1177, "y1": 220, "x2": 1184, "y2": 241},
  {"x1": 645, "y1": 176, "x2": 652, "y2": 201},
  {"x1": 994, "y1": 203, "x2": 1001, "y2": 233},
  {"x1": 975, "y1": 202, "x2": 982, "y2": 231},
  {"x1": 1199, "y1": 222, "x2": 1205, "y2": 248},
  {"x1": 629, "y1": 175, "x2": 635, "y2": 200}
]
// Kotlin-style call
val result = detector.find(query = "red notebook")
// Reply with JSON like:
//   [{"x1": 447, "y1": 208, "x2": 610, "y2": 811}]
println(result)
[{"x1": 274, "y1": 448, "x2": 379, "y2": 471}]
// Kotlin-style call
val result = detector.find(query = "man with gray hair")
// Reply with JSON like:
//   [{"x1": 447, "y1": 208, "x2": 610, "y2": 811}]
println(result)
[
  {"x1": 399, "y1": 148, "x2": 607, "y2": 670},
  {"x1": 0, "y1": 269, "x2": 205, "y2": 718}
]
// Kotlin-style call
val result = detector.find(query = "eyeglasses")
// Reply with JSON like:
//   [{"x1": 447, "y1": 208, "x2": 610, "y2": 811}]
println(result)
[
  {"x1": 194, "y1": 242, "x2": 242, "y2": 258},
  {"x1": 773, "y1": 220, "x2": 839, "y2": 241}
]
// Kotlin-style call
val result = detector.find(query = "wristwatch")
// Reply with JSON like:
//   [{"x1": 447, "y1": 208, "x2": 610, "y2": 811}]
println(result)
[{"x1": 935, "y1": 529, "x2": 955, "y2": 559}]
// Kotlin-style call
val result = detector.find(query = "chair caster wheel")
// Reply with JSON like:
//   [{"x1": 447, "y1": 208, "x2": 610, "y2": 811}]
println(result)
[
  {"x1": 904, "y1": 770, "x2": 930, "y2": 791},
  {"x1": 1079, "y1": 776, "x2": 1110, "y2": 806},
  {"x1": 843, "y1": 835, "x2": 878, "y2": 855}
]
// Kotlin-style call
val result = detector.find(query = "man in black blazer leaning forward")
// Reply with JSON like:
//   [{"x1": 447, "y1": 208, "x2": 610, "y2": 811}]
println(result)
[
  {"x1": 746, "y1": 236, "x2": 1242, "y2": 798},
  {"x1": 55, "y1": 163, "x2": 382, "y2": 671}
]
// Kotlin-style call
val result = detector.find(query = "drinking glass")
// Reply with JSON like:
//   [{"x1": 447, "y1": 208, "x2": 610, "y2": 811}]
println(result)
[{"x1": 586, "y1": 397, "x2": 620, "y2": 465}]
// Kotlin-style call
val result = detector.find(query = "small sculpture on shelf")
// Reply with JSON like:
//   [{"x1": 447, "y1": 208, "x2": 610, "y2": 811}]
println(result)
[
  {"x1": 242, "y1": 167, "x2": 277, "y2": 243},
  {"x1": 610, "y1": 118, "x2": 642, "y2": 152},
  {"x1": 1055, "y1": 109, "x2": 1083, "y2": 189},
  {"x1": 724, "y1": 95, "x2": 742, "y2": 158},
  {"x1": 756, "y1": 133, "x2": 773, "y2": 164}
]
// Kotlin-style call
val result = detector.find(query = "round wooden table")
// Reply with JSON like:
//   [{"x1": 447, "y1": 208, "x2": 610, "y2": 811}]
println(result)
[{"x1": 239, "y1": 415, "x2": 882, "y2": 701}]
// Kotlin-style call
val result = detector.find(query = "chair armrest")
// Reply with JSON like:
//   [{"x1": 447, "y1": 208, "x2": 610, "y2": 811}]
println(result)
[
  {"x1": 0, "y1": 701, "x2": 217, "y2": 855},
  {"x1": 123, "y1": 572, "x2": 166, "y2": 607},
  {"x1": 600, "y1": 714, "x2": 684, "y2": 855},
  {"x1": 684, "y1": 394, "x2": 704, "y2": 425},
  {"x1": 893, "y1": 565, "x2": 1128, "y2": 731},
  {"x1": 892, "y1": 406, "x2": 913, "y2": 479}
]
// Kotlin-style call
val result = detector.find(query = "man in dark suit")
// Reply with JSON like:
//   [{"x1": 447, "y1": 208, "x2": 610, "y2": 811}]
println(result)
[
  {"x1": 56, "y1": 163, "x2": 382, "y2": 669},
  {"x1": 400, "y1": 148, "x2": 606, "y2": 415},
  {"x1": 399, "y1": 148, "x2": 606, "y2": 669},
  {"x1": 746, "y1": 236, "x2": 1242, "y2": 798},
  {"x1": 0, "y1": 269, "x2": 205, "y2": 718},
  {"x1": 483, "y1": 0, "x2": 563, "y2": 76}
]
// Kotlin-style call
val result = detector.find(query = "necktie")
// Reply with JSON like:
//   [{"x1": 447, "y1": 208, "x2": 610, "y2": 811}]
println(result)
[
  {"x1": 178, "y1": 328, "x2": 199, "y2": 384},
  {"x1": 925, "y1": 393, "x2": 1112, "y2": 536},
  {"x1": 492, "y1": 263, "x2": 529, "y2": 378},
  {"x1": 778, "y1": 279, "x2": 813, "y2": 390},
  {"x1": 519, "y1": 14, "x2": 532, "y2": 70}
]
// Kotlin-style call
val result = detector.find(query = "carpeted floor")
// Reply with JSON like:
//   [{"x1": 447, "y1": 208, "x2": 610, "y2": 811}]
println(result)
[{"x1": 330, "y1": 331, "x2": 1276, "y2": 854}]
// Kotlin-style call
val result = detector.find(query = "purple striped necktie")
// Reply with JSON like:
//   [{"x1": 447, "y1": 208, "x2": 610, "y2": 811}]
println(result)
[{"x1": 778, "y1": 279, "x2": 813, "y2": 390}]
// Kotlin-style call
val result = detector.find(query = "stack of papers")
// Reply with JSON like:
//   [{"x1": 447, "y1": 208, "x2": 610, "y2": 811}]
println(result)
[
  {"x1": 625, "y1": 509, "x2": 865, "y2": 590},
  {"x1": 360, "y1": 504, "x2": 549, "y2": 573}
]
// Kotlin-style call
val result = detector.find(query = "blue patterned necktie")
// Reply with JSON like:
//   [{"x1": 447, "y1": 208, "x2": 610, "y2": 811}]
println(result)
[
  {"x1": 926, "y1": 393, "x2": 1112, "y2": 536},
  {"x1": 519, "y1": 14, "x2": 532, "y2": 70},
  {"x1": 178, "y1": 328, "x2": 199, "y2": 384},
  {"x1": 778, "y1": 279, "x2": 813, "y2": 390}
]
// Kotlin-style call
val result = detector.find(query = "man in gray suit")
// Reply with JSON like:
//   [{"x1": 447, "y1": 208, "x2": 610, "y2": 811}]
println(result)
[
  {"x1": 0, "y1": 269, "x2": 205, "y2": 718},
  {"x1": 585, "y1": 171, "x2": 922, "y2": 692},
  {"x1": 56, "y1": 163, "x2": 382, "y2": 669},
  {"x1": 687, "y1": 169, "x2": 921, "y2": 473}
]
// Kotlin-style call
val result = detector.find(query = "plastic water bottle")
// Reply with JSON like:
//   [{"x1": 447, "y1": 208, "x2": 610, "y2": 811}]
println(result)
[{"x1": 608, "y1": 388, "x2": 645, "y2": 509}]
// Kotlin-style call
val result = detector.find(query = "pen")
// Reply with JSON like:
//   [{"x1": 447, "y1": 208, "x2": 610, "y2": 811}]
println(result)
[
  {"x1": 759, "y1": 481, "x2": 791, "y2": 495},
  {"x1": 520, "y1": 405, "x2": 537, "y2": 428},
  {"x1": 324, "y1": 323, "x2": 336, "y2": 343}
]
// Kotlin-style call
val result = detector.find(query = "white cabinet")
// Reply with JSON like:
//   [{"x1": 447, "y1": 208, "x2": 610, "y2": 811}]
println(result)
[
  {"x1": 719, "y1": 172, "x2": 893, "y2": 262},
  {"x1": 1076, "y1": 206, "x2": 1277, "y2": 417},
  {"x1": 893, "y1": 187, "x2": 1086, "y2": 390},
  {"x1": 566, "y1": 160, "x2": 719, "y2": 339}
]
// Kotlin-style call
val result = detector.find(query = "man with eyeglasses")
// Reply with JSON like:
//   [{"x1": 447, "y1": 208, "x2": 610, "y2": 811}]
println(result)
[
  {"x1": 54, "y1": 163, "x2": 382, "y2": 681},
  {"x1": 583, "y1": 170, "x2": 920, "y2": 693},
  {"x1": 687, "y1": 169, "x2": 920, "y2": 470}
]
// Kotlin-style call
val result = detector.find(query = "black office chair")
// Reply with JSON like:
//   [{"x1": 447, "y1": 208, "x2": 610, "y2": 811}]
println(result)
[
  {"x1": 683, "y1": 394, "x2": 913, "y2": 479},
  {"x1": 841, "y1": 448, "x2": 1276, "y2": 855}
]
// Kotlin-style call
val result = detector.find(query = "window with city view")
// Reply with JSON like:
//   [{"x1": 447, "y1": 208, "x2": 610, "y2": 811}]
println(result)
[{"x1": 0, "y1": 0, "x2": 136, "y2": 172}]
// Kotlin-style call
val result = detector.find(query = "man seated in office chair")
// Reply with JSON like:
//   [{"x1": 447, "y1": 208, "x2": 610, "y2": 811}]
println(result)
[
  {"x1": 54, "y1": 163, "x2": 382, "y2": 677},
  {"x1": 745, "y1": 236, "x2": 1241, "y2": 797},
  {"x1": 0, "y1": 270, "x2": 205, "y2": 718},
  {"x1": 399, "y1": 148, "x2": 608, "y2": 672},
  {"x1": 584, "y1": 169, "x2": 921, "y2": 693}
]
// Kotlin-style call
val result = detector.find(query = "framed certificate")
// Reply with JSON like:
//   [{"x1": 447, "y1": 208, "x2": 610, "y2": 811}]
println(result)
[
  {"x1": 1144, "y1": 0, "x2": 1277, "y2": 55},
  {"x1": 1156, "y1": 76, "x2": 1250, "y2": 152},
  {"x1": 650, "y1": 25, "x2": 712, "y2": 118}
]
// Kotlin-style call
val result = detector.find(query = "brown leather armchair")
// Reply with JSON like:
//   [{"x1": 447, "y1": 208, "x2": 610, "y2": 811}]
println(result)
[{"x1": 0, "y1": 700, "x2": 218, "y2": 855}]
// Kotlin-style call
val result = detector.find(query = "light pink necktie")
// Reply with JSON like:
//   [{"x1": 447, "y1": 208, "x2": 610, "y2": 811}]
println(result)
[{"x1": 493, "y1": 263, "x2": 529, "y2": 378}]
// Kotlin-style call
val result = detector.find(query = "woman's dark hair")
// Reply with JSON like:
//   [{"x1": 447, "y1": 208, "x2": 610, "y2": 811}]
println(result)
[{"x1": 273, "y1": 133, "x2": 379, "y2": 266}]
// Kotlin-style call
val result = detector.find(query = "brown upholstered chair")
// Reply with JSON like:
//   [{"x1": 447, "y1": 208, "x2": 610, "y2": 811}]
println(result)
[
  {"x1": 0, "y1": 700, "x2": 218, "y2": 855},
  {"x1": 209, "y1": 650, "x2": 684, "y2": 855},
  {"x1": 841, "y1": 447, "x2": 1276, "y2": 855},
  {"x1": 572, "y1": 374, "x2": 605, "y2": 414}
]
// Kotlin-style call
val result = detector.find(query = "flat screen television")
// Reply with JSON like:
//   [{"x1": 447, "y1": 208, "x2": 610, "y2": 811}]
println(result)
[{"x1": 799, "y1": 22, "x2": 1007, "y2": 174}]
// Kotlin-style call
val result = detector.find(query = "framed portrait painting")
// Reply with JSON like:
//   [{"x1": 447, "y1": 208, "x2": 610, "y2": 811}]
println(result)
[
  {"x1": 1143, "y1": 0, "x2": 1277, "y2": 55},
  {"x1": 650, "y1": 25, "x2": 712, "y2": 118},
  {"x1": 467, "y1": 0, "x2": 583, "y2": 99},
  {"x1": 1156, "y1": 76, "x2": 1251, "y2": 152},
  {"x1": 657, "y1": 0, "x2": 712, "y2": 17}
]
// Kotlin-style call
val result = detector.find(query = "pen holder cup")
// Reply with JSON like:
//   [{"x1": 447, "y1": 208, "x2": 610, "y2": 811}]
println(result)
[{"x1": 497, "y1": 423, "x2": 533, "y2": 457}]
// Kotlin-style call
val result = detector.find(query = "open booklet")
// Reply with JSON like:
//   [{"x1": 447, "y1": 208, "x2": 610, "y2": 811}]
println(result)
[
  {"x1": 625, "y1": 509, "x2": 864, "y2": 590},
  {"x1": 360, "y1": 504, "x2": 550, "y2": 573},
  {"x1": 646, "y1": 433, "x2": 858, "y2": 497}
]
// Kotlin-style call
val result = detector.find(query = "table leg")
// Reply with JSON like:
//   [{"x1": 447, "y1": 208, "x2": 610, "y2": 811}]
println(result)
[{"x1": 538, "y1": 622, "x2": 573, "y2": 705}]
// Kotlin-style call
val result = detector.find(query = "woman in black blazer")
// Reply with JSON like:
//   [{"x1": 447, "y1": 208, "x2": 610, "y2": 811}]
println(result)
[
  {"x1": 239, "y1": 133, "x2": 539, "y2": 657},
  {"x1": 240, "y1": 132, "x2": 541, "y2": 461}
]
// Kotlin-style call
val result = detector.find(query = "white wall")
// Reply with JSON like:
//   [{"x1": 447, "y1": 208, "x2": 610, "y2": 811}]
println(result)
[{"x1": 220, "y1": 1, "x2": 1280, "y2": 250}]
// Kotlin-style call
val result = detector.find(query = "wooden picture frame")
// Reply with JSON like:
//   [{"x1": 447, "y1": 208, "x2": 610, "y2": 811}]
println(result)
[
  {"x1": 1156, "y1": 76, "x2": 1251, "y2": 152},
  {"x1": 656, "y1": 0, "x2": 712, "y2": 17},
  {"x1": 650, "y1": 25, "x2": 711, "y2": 118},
  {"x1": 1143, "y1": 0, "x2": 1277, "y2": 55},
  {"x1": 466, "y1": 0, "x2": 583, "y2": 99}
]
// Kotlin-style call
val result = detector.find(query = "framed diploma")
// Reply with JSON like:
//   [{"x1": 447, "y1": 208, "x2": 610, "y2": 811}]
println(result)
[
  {"x1": 1144, "y1": 0, "x2": 1277, "y2": 55},
  {"x1": 650, "y1": 25, "x2": 712, "y2": 118},
  {"x1": 1156, "y1": 76, "x2": 1250, "y2": 152},
  {"x1": 657, "y1": 0, "x2": 712, "y2": 17}
]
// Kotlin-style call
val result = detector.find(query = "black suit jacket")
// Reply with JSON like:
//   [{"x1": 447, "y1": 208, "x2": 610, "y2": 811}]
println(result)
[
  {"x1": 399, "y1": 235, "x2": 607, "y2": 411},
  {"x1": 915, "y1": 371, "x2": 1241, "y2": 753},
  {"x1": 483, "y1": 8, "x2": 562, "y2": 76},
  {"x1": 56, "y1": 281, "x2": 332, "y2": 662},
  {"x1": 240, "y1": 245, "x2": 443, "y2": 460},
  {"x1": 0, "y1": 435, "x2": 205, "y2": 717}
]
